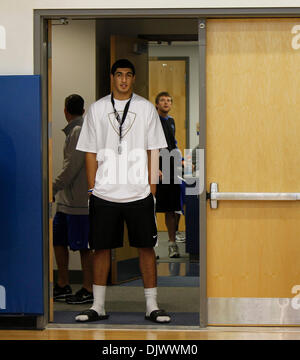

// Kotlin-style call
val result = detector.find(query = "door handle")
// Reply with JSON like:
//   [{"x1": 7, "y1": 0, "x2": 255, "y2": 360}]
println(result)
[{"x1": 209, "y1": 182, "x2": 300, "y2": 209}]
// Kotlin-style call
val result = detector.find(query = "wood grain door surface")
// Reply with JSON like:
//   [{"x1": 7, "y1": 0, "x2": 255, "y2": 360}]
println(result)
[{"x1": 206, "y1": 19, "x2": 300, "y2": 300}]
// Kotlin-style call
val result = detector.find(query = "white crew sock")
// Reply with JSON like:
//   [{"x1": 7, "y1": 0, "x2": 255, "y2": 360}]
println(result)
[
  {"x1": 91, "y1": 284, "x2": 106, "y2": 315},
  {"x1": 144, "y1": 287, "x2": 159, "y2": 316},
  {"x1": 144, "y1": 287, "x2": 170, "y2": 322},
  {"x1": 75, "y1": 285, "x2": 106, "y2": 322}
]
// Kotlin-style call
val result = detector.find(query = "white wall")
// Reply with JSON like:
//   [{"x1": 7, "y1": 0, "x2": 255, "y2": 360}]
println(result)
[
  {"x1": 0, "y1": 2, "x2": 33, "y2": 74},
  {"x1": 52, "y1": 19, "x2": 96, "y2": 270},
  {"x1": 149, "y1": 43, "x2": 199, "y2": 149},
  {"x1": 1, "y1": 0, "x2": 300, "y2": 74}
]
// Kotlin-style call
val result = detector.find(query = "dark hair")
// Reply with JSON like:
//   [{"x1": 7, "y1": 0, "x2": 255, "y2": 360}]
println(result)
[
  {"x1": 65, "y1": 94, "x2": 84, "y2": 116},
  {"x1": 111, "y1": 59, "x2": 136, "y2": 76},
  {"x1": 155, "y1": 91, "x2": 172, "y2": 105}
]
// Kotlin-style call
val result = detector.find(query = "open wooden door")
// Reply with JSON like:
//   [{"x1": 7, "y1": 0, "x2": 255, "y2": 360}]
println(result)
[
  {"x1": 206, "y1": 19, "x2": 300, "y2": 325},
  {"x1": 109, "y1": 35, "x2": 148, "y2": 284}
]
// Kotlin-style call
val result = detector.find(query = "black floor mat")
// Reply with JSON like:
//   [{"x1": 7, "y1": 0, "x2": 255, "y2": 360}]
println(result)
[{"x1": 54, "y1": 311, "x2": 199, "y2": 326}]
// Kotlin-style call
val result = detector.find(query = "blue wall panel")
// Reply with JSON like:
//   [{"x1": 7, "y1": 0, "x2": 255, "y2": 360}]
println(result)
[{"x1": 0, "y1": 75, "x2": 43, "y2": 314}]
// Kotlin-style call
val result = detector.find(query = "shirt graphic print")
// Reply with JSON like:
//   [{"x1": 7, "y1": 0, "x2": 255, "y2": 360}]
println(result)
[{"x1": 108, "y1": 110, "x2": 137, "y2": 139}]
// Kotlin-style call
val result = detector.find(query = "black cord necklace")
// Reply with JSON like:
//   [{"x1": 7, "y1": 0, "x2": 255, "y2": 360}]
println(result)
[{"x1": 111, "y1": 92, "x2": 133, "y2": 154}]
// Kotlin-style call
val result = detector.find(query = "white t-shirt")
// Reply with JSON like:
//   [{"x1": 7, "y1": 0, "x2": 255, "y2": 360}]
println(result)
[{"x1": 76, "y1": 93, "x2": 167, "y2": 203}]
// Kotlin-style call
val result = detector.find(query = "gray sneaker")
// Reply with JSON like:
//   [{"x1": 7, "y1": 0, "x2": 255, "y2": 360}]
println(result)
[
  {"x1": 175, "y1": 231, "x2": 186, "y2": 243},
  {"x1": 168, "y1": 243, "x2": 180, "y2": 258}
]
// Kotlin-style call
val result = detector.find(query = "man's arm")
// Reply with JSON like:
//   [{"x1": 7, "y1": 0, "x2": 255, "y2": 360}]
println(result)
[
  {"x1": 85, "y1": 152, "x2": 97, "y2": 190},
  {"x1": 53, "y1": 127, "x2": 84, "y2": 197},
  {"x1": 147, "y1": 149, "x2": 159, "y2": 196}
]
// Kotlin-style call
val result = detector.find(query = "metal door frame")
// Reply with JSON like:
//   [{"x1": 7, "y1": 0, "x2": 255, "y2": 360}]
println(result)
[{"x1": 34, "y1": 7, "x2": 300, "y2": 329}]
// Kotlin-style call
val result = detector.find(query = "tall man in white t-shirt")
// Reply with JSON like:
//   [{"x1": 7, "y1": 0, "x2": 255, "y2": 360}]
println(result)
[{"x1": 75, "y1": 59, "x2": 170, "y2": 323}]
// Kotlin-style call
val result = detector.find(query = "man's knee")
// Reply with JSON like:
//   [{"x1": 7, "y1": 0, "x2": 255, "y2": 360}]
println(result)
[
  {"x1": 94, "y1": 248, "x2": 110, "y2": 256},
  {"x1": 138, "y1": 247, "x2": 155, "y2": 257}
]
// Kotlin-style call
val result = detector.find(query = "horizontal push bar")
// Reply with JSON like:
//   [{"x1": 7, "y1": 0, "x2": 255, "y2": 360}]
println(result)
[{"x1": 210, "y1": 183, "x2": 300, "y2": 208}]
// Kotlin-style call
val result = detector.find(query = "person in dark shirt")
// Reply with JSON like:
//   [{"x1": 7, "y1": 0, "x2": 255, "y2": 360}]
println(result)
[{"x1": 155, "y1": 92, "x2": 182, "y2": 258}]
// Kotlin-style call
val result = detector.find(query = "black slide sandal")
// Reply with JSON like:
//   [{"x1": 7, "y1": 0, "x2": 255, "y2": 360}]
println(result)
[
  {"x1": 145, "y1": 309, "x2": 171, "y2": 323},
  {"x1": 75, "y1": 309, "x2": 109, "y2": 322}
]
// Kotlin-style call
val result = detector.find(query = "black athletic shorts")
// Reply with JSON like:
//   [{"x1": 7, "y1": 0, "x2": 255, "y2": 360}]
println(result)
[
  {"x1": 155, "y1": 183, "x2": 181, "y2": 213},
  {"x1": 89, "y1": 193, "x2": 157, "y2": 250}
]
